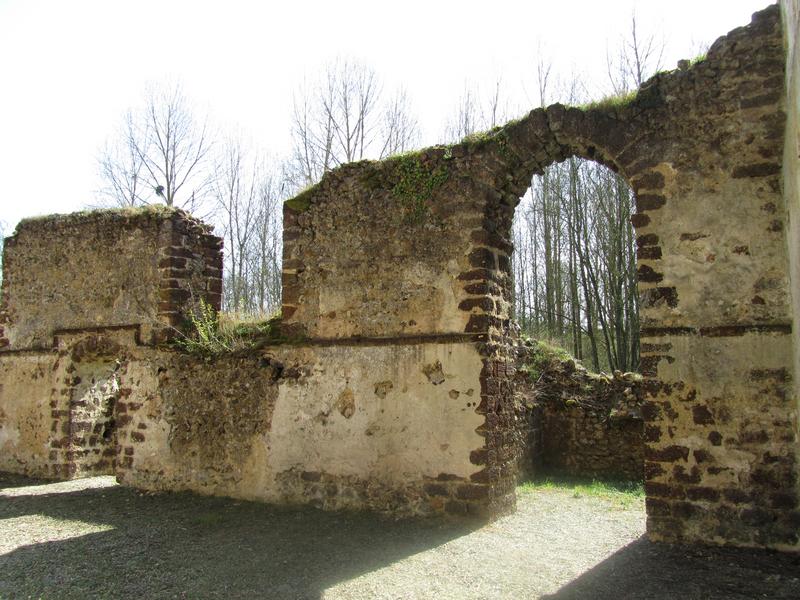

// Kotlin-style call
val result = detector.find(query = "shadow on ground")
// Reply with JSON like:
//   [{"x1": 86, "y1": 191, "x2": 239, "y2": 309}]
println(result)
[
  {"x1": 0, "y1": 473, "x2": 477, "y2": 599},
  {"x1": 545, "y1": 537, "x2": 800, "y2": 600},
  {"x1": 2, "y1": 473, "x2": 800, "y2": 599}
]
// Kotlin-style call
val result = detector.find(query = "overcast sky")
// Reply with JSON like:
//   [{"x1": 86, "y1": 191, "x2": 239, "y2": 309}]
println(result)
[{"x1": 0, "y1": 0, "x2": 773, "y2": 233}]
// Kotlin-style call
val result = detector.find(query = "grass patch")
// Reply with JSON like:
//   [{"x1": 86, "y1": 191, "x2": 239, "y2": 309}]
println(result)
[
  {"x1": 519, "y1": 336, "x2": 576, "y2": 382},
  {"x1": 284, "y1": 184, "x2": 317, "y2": 213},
  {"x1": 460, "y1": 127, "x2": 501, "y2": 147},
  {"x1": 15, "y1": 204, "x2": 180, "y2": 232},
  {"x1": 173, "y1": 300, "x2": 292, "y2": 356},
  {"x1": 690, "y1": 52, "x2": 707, "y2": 66},
  {"x1": 580, "y1": 89, "x2": 638, "y2": 112},
  {"x1": 519, "y1": 475, "x2": 644, "y2": 509}
]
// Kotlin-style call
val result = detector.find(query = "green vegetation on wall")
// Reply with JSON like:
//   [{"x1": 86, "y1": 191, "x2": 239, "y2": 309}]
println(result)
[
  {"x1": 519, "y1": 337, "x2": 576, "y2": 382},
  {"x1": 284, "y1": 185, "x2": 317, "y2": 213},
  {"x1": 390, "y1": 153, "x2": 449, "y2": 223},
  {"x1": 173, "y1": 300, "x2": 300, "y2": 356}
]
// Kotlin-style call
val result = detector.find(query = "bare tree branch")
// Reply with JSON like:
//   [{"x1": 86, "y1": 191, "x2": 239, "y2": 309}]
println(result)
[
  {"x1": 287, "y1": 59, "x2": 412, "y2": 191},
  {"x1": 97, "y1": 82, "x2": 214, "y2": 214}
]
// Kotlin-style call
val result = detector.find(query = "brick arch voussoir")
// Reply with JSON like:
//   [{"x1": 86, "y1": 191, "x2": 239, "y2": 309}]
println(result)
[
  {"x1": 459, "y1": 101, "x2": 654, "y2": 339},
  {"x1": 499, "y1": 103, "x2": 641, "y2": 190}
]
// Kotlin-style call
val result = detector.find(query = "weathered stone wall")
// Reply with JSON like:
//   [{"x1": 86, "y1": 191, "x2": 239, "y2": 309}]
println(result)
[
  {"x1": 282, "y1": 160, "x2": 482, "y2": 339},
  {"x1": 540, "y1": 405, "x2": 643, "y2": 481},
  {"x1": 781, "y1": 0, "x2": 800, "y2": 521},
  {"x1": 0, "y1": 207, "x2": 496, "y2": 517},
  {"x1": 0, "y1": 207, "x2": 222, "y2": 350},
  {"x1": 113, "y1": 340, "x2": 488, "y2": 515},
  {"x1": 498, "y1": 6, "x2": 796, "y2": 549},
  {"x1": 0, "y1": 350, "x2": 59, "y2": 477},
  {"x1": 278, "y1": 4, "x2": 797, "y2": 548},
  {"x1": 0, "y1": 333, "x2": 492, "y2": 516},
  {"x1": 0, "y1": 2, "x2": 798, "y2": 552},
  {"x1": 625, "y1": 8, "x2": 797, "y2": 549},
  {"x1": 519, "y1": 342, "x2": 645, "y2": 481}
]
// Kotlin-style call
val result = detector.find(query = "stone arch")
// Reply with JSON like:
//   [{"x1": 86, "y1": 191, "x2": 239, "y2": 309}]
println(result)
[{"x1": 279, "y1": 4, "x2": 796, "y2": 547}]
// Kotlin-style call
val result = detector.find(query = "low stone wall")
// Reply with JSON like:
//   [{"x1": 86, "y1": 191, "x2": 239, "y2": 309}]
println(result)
[
  {"x1": 539, "y1": 405, "x2": 643, "y2": 481},
  {"x1": 516, "y1": 341, "x2": 644, "y2": 481},
  {"x1": 119, "y1": 339, "x2": 490, "y2": 515},
  {"x1": 0, "y1": 327, "x2": 498, "y2": 516}
]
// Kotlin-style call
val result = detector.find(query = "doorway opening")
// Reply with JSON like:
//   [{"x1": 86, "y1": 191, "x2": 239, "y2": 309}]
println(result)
[
  {"x1": 68, "y1": 359, "x2": 121, "y2": 477},
  {"x1": 511, "y1": 156, "x2": 644, "y2": 491},
  {"x1": 512, "y1": 156, "x2": 639, "y2": 374}
]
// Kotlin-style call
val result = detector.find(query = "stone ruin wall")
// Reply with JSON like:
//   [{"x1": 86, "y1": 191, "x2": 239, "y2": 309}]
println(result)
[
  {"x1": 783, "y1": 0, "x2": 800, "y2": 460},
  {"x1": 0, "y1": 208, "x2": 224, "y2": 479},
  {"x1": 0, "y1": 207, "x2": 492, "y2": 515},
  {"x1": 0, "y1": 2, "x2": 798, "y2": 551},
  {"x1": 518, "y1": 342, "x2": 646, "y2": 481},
  {"x1": 115, "y1": 340, "x2": 486, "y2": 514},
  {"x1": 539, "y1": 399, "x2": 643, "y2": 481},
  {"x1": 0, "y1": 207, "x2": 223, "y2": 350},
  {"x1": 282, "y1": 2, "x2": 799, "y2": 548}
]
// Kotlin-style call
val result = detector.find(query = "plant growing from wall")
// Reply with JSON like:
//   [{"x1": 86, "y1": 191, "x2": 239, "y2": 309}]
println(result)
[
  {"x1": 519, "y1": 337, "x2": 575, "y2": 383},
  {"x1": 174, "y1": 300, "x2": 301, "y2": 356},
  {"x1": 174, "y1": 298, "x2": 232, "y2": 355},
  {"x1": 390, "y1": 153, "x2": 448, "y2": 223},
  {"x1": 284, "y1": 184, "x2": 316, "y2": 213}
]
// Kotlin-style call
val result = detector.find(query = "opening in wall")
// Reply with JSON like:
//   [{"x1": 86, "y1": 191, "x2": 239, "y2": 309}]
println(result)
[
  {"x1": 512, "y1": 156, "x2": 640, "y2": 375},
  {"x1": 68, "y1": 360, "x2": 121, "y2": 477},
  {"x1": 510, "y1": 156, "x2": 645, "y2": 497}
]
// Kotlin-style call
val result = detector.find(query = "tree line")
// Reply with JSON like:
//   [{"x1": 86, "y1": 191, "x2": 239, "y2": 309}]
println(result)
[
  {"x1": 96, "y1": 14, "x2": 671, "y2": 372},
  {"x1": 97, "y1": 60, "x2": 420, "y2": 316}
]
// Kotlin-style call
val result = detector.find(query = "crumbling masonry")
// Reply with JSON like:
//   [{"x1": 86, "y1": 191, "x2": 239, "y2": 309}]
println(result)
[{"x1": 1, "y1": 3, "x2": 799, "y2": 551}]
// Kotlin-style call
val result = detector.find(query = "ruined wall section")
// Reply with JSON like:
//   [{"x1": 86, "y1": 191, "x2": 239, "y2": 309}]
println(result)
[
  {"x1": 781, "y1": 0, "x2": 800, "y2": 509},
  {"x1": 625, "y1": 8, "x2": 797, "y2": 549},
  {"x1": 0, "y1": 328, "x2": 133, "y2": 479},
  {"x1": 280, "y1": 137, "x2": 525, "y2": 514},
  {"x1": 517, "y1": 342, "x2": 645, "y2": 481},
  {"x1": 540, "y1": 402, "x2": 643, "y2": 481},
  {"x1": 0, "y1": 207, "x2": 222, "y2": 350},
  {"x1": 277, "y1": 5, "x2": 798, "y2": 538},
  {"x1": 429, "y1": 4, "x2": 797, "y2": 548},
  {"x1": 282, "y1": 157, "x2": 501, "y2": 339},
  {"x1": 0, "y1": 351, "x2": 60, "y2": 477},
  {"x1": 111, "y1": 341, "x2": 487, "y2": 515},
  {"x1": 0, "y1": 2, "x2": 796, "y2": 550}
]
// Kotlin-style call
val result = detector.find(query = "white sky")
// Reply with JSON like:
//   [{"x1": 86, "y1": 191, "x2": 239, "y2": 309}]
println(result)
[{"x1": 0, "y1": 0, "x2": 773, "y2": 233}]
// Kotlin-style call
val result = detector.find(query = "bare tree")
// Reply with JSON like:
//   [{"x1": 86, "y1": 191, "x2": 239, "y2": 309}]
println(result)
[
  {"x1": 443, "y1": 85, "x2": 479, "y2": 142},
  {"x1": 97, "y1": 112, "x2": 146, "y2": 207},
  {"x1": 288, "y1": 60, "x2": 377, "y2": 189},
  {"x1": 607, "y1": 10, "x2": 665, "y2": 94},
  {"x1": 288, "y1": 59, "x2": 420, "y2": 190},
  {"x1": 213, "y1": 137, "x2": 285, "y2": 315},
  {"x1": 442, "y1": 78, "x2": 513, "y2": 143},
  {"x1": 378, "y1": 87, "x2": 420, "y2": 158},
  {"x1": 249, "y1": 165, "x2": 284, "y2": 313},
  {"x1": 98, "y1": 83, "x2": 213, "y2": 213},
  {"x1": 536, "y1": 52, "x2": 552, "y2": 108},
  {"x1": 213, "y1": 138, "x2": 259, "y2": 311},
  {"x1": 482, "y1": 78, "x2": 509, "y2": 129},
  {"x1": 511, "y1": 61, "x2": 642, "y2": 372}
]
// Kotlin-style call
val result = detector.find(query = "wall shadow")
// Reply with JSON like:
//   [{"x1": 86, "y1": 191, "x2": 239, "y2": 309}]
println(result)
[
  {"x1": 0, "y1": 473, "x2": 478, "y2": 599},
  {"x1": 543, "y1": 536, "x2": 800, "y2": 600}
]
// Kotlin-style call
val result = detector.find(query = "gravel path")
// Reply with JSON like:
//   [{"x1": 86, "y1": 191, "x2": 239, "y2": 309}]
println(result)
[{"x1": 1, "y1": 473, "x2": 798, "y2": 599}]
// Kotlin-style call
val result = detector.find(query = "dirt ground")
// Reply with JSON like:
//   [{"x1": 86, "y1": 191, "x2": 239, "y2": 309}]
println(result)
[{"x1": 1, "y1": 473, "x2": 798, "y2": 599}]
